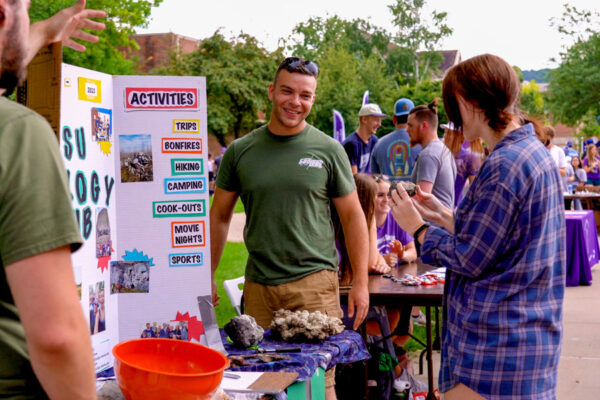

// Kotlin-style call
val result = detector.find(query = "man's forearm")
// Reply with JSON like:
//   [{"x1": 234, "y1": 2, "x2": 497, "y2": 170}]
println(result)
[
  {"x1": 29, "y1": 317, "x2": 96, "y2": 400},
  {"x1": 343, "y1": 216, "x2": 369, "y2": 285},
  {"x1": 210, "y1": 208, "x2": 231, "y2": 276}
]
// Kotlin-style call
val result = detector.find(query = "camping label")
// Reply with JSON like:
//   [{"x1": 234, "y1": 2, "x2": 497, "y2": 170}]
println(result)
[{"x1": 164, "y1": 178, "x2": 206, "y2": 194}]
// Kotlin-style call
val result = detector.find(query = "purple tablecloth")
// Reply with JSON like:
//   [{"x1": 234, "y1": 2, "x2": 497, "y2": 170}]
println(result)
[
  {"x1": 565, "y1": 210, "x2": 598, "y2": 286},
  {"x1": 222, "y1": 329, "x2": 370, "y2": 381}
]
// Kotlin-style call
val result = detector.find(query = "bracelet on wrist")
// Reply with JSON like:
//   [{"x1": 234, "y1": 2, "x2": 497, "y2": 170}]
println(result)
[
  {"x1": 413, "y1": 223, "x2": 430, "y2": 257},
  {"x1": 412, "y1": 222, "x2": 430, "y2": 240}
]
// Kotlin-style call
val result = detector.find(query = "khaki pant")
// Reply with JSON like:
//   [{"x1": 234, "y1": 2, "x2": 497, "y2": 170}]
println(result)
[{"x1": 244, "y1": 269, "x2": 343, "y2": 387}]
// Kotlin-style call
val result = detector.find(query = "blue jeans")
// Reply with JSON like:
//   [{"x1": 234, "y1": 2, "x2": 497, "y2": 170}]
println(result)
[{"x1": 587, "y1": 178, "x2": 600, "y2": 186}]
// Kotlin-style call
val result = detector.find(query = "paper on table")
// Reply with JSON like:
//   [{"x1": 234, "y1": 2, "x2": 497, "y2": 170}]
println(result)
[{"x1": 221, "y1": 371, "x2": 298, "y2": 394}]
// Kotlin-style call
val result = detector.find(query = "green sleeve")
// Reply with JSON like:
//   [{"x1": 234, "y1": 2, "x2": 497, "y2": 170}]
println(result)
[
  {"x1": 328, "y1": 141, "x2": 356, "y2": 198},
  {"x1": 0, "y1": 111, "x2": 82, "y2": 266},
  {"x1": 215, "y1": 142, "x2": 240, "y2": 193}
]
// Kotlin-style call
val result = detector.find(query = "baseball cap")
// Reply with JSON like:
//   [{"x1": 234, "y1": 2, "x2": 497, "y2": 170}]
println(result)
[
  {"x1": 585, "y1": 138, "x2": 594, "y2": 146},
  {"x1": 394, "y1": 98, "x2": 414, "y2": 116},
  {"x1": 440, "y1": 122, "x2": 456, "y2": 130},
  {"x1": 566, "y1": 140, "x2": 573, "y2": 147},
  {"x1": 358, "y1": 103, "x2": 387, "y2": 117}
]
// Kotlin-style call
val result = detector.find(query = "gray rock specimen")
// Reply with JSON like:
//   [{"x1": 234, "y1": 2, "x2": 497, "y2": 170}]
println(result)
[
  {"x1": 224, "y1": 314, "x2": 264, "y2": 348},
  {"x1": 389, "y1": 181, "x2": 417, "y2": 197},
  {"x1": 270, "y1": 309, "x2": 344, "y2": 342}
]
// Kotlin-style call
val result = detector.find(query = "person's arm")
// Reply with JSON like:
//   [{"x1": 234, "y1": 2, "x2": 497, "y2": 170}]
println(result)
[
  {"x1": 209, "y1": 187, "x2": 239, "y2": 306},
  {"x1": 368, "y1": 221, "x2": 390, "y2": 274},
  {"x1": 417, "y1": 180, "x2": 433, "y2": 194},
  {"x1": 401, "y1": 241, "x2": 417, "y2": 263},
  {"x1": 6, "y1": 246, "x2": 96, "y2": 400},
  {"x1": 26, "y1": 0, "x2": 106, "y2": 65},
  {"x1": 332, "y1": 191, "x2": 369, "y2": 330}
]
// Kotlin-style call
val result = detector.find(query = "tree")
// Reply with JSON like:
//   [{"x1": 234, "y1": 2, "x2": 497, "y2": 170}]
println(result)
[
  {"x1": 388, "y1": 0, "x2": 452, "y2": 83},
  {"x1": 392, "y1": 80, "x2": 446, "y2": 135},
  {"x1": 520, "y1": 81, "x2": 546, "y2": 120},
  {"x1": 308, "y1": 46, "x2": 394, "y2": 135},
  {"x1": 30, "y1": 0, "x2": 163, "y2": 75},
  {"x1": 547, "y1": 4, "x2": 600, "y2": 134},
  {"x1": 161, "y1": 31, "x2": 281, "y2": 145},
  {"x1": 286, "y1": 16, "x2": 391, "y2": 62}
]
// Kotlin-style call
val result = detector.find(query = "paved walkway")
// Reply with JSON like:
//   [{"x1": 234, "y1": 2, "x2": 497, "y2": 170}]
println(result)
[{"x1": 227, "y1": 212, "x2": 600, "y2": 398}]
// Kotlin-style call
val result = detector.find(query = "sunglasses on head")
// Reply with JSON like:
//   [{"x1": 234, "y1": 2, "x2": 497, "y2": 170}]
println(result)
[
  {"x1": 372, "y1": 174, "x2": 389, "y2": 183},
  {"x1": 279, "y1": 57, "x2": 319, "y2": 76}
]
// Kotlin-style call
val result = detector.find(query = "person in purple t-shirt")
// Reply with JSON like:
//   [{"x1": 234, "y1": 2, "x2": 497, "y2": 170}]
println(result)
[
  {"x1": 583, "y1": 143, "x2": 600, "y2": 185},
  {"x1": 372, "y1": 174, "x2": 426, "y2": 350},
  {"x1": 372, "y1": 175, "x2": 416, "y2": 264},
  {"x1": 442, "y1": 122, "x2": 484, "y2": 207}
]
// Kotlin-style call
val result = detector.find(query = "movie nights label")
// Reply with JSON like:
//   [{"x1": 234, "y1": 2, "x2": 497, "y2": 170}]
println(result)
[{"x1": 171, "y1": 221, "x2": 205, "y2": 248}]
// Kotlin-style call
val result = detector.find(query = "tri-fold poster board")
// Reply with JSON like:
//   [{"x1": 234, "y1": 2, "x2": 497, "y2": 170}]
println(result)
[{"x1": 22, "y1": 45, "x2": 211, "y2": 373}]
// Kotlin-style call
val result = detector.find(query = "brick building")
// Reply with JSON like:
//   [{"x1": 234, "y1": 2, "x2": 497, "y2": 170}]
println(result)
[{"x1": 126, "y1": 33, "x2": 199, "y2": 73}]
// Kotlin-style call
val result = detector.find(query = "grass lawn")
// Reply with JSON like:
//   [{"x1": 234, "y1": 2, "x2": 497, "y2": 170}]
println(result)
[{"x1": 213, "y1": 213, "x2": 430, "y2": 352}]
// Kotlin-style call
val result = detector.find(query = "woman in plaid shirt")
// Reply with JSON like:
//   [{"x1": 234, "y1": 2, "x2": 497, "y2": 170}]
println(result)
[{"x1": 390, "y1": 54, "x2": 565, "y2": 400}]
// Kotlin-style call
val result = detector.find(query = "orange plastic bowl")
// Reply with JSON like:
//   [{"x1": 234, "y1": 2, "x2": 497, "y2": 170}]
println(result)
[{"x1": 113, "y1": 338, "x2": 229, "y2": 400}]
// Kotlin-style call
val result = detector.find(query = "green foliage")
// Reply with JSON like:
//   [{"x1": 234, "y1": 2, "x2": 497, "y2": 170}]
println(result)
[
  {"x1": 30, "y1": 0, "x2": 163, "y2": 75},
  {"x1": 388, "y1": 0, "x2": 453, "y2": 83},
  {"x1": 307, "y1": 47, "x2": 394, "y2": 136},
  {"x1": 393, "y1": 80, "x2": 446, "y2": 134},
  {"x1": 513, "y1": 66, "x2": 524, "y2": 83},
  {"x1": 160, "y1": 31, "x2": 282, "y2": 145},
  {"x1": 214, "y1": 242, "x2": 249, "y2": 327},
  {"x1": 547, "y1": 32, "x2": 600, "y2": 128},
  {"x1": 286, "y1": 16, "x2": 391, "y2": 62},
  {"x1": 520, "y1": 81, "x2": 546, "y2": 120},
  {"x1": 547, "y1": 3, "x2": 600, "y2": 138}
]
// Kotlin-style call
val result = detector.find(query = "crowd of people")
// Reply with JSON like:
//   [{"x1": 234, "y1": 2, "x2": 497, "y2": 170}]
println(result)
[
  {"x1": 210, "y1": 52, "x2": 567, "y2": 400},
  {"x1": 0, "y1": 1, "x2": 572, "y2": 398}
]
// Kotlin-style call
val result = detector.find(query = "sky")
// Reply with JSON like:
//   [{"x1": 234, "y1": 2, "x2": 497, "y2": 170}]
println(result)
[{"x1": 140, "y1": 0, "x2": 598, "y2": 71}]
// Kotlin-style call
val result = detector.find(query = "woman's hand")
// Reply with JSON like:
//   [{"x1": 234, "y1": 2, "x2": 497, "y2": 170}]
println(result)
[
  {"x1": 383, "y1": 252, "x2": 398, "y2": 268},
  {"x1": 390, "y1": 240, "x2": 404, "y2": 260},
  {"x1": 370, "y1": 261, "x2": 391, "y2": 275},
  {"x1": 389, "y1": 183, "x2": 425, "y2": 236},
  {"x1": 412, "y1": 186, "x2": 455, "y2": 233}
]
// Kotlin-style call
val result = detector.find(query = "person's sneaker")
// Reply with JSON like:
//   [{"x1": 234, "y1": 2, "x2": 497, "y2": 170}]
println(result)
[{"x1": 411, "y1": 311, "x2": 427, "y2": 326}]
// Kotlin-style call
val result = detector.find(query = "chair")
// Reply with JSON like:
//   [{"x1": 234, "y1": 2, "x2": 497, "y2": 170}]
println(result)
[{"x1": 223, "y1": 276, "x2": 245, "y2": 315}]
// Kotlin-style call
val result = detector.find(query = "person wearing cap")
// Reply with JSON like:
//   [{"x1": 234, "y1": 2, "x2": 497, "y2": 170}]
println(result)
[
  {"x1": 563, "y1": 140, "x2": 579, "y2": 159},
  {"x1": 342, "y1": 103, "x2": 387, "y2": 174},
  {"x1": 370, "y1": 98, "x2": 422, "y2": 180}
]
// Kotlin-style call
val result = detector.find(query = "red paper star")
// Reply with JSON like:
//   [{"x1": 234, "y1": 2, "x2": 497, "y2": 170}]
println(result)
[
  {"x1": 173, "y1": 311, "x2": 204, "y2": 342},
  {"x1": 97, "y1": 241, "x2": 115, "y2": 273}
]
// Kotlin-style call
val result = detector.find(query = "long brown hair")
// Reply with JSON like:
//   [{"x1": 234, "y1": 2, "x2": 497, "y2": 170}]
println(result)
[{"x1": 334, "y1": 173, "x2": 377, "y2": 285}]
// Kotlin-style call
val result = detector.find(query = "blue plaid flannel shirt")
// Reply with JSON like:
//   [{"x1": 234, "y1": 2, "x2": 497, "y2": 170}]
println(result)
[{"x1": 421, "y1": 124, "x2": 566, "y2": 399}]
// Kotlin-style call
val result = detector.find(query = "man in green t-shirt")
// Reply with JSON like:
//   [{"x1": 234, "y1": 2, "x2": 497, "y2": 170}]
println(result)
[
  {"x1": 211, "y1": 57, "x2": 370, "y2": 399},
  {"x1": 0, "y1": 1, "x2": 106, "y2": 398}
]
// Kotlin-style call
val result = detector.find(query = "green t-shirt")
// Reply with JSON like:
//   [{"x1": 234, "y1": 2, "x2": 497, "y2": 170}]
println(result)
[
  {"x1": 0, "y1": 97, "x2": 82, "y2": 398},
  {"x1": 216, "y1": 124, "x2": 355, "y2": 285}
]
